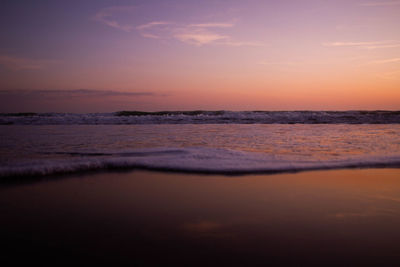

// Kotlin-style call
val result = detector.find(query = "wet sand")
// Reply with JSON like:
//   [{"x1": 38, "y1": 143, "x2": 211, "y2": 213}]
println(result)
[{"x1": 1, "y1": 169, "x2": 400, "y2": 266}]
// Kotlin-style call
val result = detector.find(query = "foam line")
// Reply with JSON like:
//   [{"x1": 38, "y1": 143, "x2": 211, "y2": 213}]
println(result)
[
  {"x1": 1, "y1": 147, "x2": 400, "y2": 178},
  {"x1": 1, "y1": 111, "x2": 399, "y2": 125}
]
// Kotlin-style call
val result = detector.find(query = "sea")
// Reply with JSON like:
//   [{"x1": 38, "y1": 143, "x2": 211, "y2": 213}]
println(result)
[{"x1": 1, "y1": 110, "x2": 400, "y2": 179}]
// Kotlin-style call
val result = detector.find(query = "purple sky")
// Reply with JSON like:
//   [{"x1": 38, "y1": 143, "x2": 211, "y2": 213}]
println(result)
[{"x1": 1, "y1": 0, "x2": 400, "y2": 112}]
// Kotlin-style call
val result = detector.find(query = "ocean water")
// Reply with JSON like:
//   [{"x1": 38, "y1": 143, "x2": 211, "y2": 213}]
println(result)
[
  {"x1": 1, "y1": 112, "x2": 400, "y2": 178},
  {"x1": 2, "y1": 112, "x2": 400, "y2": 265}
]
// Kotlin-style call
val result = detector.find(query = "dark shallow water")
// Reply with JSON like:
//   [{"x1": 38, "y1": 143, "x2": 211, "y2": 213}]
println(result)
[{"x1": 1, "y1": 169, "x2": 400, "y2": 265}]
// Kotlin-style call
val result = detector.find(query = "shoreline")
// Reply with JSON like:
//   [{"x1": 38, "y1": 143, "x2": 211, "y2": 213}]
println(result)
[{"x1": 2, "y1": 165, "x2": 400, "y2": 186}]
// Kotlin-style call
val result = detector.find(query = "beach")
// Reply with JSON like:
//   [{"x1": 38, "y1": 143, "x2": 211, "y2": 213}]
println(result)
[
  {"x1": 2, "y1": 0, "x2": 400, "y2": 265},
  {"x1": 2, "y1": 169, "x2": 400, "y2": 265}
]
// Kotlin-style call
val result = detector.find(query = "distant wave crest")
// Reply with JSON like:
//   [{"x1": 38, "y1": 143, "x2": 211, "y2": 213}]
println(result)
[{"x1": 1, "y1": 110, "x2": 400, "y2": 125}]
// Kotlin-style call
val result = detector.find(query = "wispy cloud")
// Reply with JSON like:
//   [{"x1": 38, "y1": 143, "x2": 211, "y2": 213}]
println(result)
[
  {"x1": 323, "y1": 40, "x2": 400, "y2": 49},
  {"x1": 324, "y1": 41, "x2": 384, "y2": 46},
  {"x1": 93, "y1": 6, "x2": 136, "y2": 32},
  {"x1": 363, "y1": 44, "x2": 400, "y2": 49},
  {"x1": 0, "y1": 55, "x2": 58, "y2": 71},
  {"x1": 174, "y1": 30, "x2": 229, "y2": 46},
  {"x1": 136, "y1": 21, "x2": 172, "y2": 30},
  {"x1": 173, "y1": 25, "x2": 263, "y2": 46},
  {"x1": 360, "y1": 1, "x2": 400, "y2": 6},
  {"x1": 188, "y1": 23, "x2": 234, "y2": 28},
  {"x1": 137, "y1": 20, "x2": 262, "y2": 47},
  {"x1": 139, "y1": 33, "x2": 161, "y2": 39},
  {"x1": 93, "y1": 6, "x2": 262, "y2": 47},
  {"x1": 369, "y1": 57, "x2": 400, "y2": 64}
]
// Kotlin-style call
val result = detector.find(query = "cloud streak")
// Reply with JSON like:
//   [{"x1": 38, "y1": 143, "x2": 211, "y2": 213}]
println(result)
[
  {"x1": 323, "y1": 41, "x2": 400, "y2": 49},
  {"x1": 136, "y1": 21, "x2": 172, "y2": 30},
  {"x1": 174, "y1": 30, "x2": 229, "y2": 46},
  {"x1": 188, "y1": 23, "x2": 234, "y2": 28}
]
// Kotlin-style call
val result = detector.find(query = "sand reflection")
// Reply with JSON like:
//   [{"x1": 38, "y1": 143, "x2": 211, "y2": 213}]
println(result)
[{"x1": 1, "y1": 169, "x2": 400, "y2": 265}]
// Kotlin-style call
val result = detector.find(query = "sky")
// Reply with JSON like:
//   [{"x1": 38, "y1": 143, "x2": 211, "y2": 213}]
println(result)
[{"x1": 0, "y1": 0, "x2": 399, "y2": 112}]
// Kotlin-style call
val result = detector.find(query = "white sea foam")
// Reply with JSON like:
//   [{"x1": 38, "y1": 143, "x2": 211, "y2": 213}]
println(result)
[
  {"x1": 1, "y1": 147, "x2": 400, "y2": 178},
  {"x1": 1, "y1": 111, "x2": 399, "y2": 125}
]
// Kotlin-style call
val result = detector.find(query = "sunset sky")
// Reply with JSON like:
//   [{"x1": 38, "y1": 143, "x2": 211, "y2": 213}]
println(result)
[{"x1": 0, "y1": 0, "x2": 399, "y2": 112}]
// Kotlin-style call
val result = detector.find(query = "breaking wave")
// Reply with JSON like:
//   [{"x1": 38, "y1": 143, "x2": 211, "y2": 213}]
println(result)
[
  {"x1": 1, "y1": 147, "x2": 400, "y2": 179},
  {"x1": 1, "y1": 110, "x2": 400, "y2": 125}
]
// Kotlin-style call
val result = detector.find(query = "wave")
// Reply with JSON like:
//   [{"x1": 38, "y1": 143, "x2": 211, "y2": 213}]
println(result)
[
  {"x1": 1, "y1": 110, "x2": 400, "y2": 125},
  {"x1": 1, "y1": 147, "x2": 400, "y2": 179}
]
